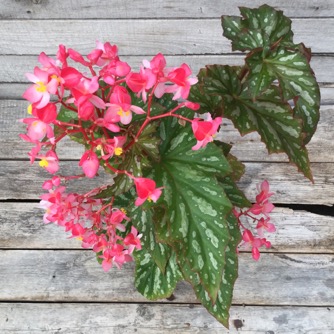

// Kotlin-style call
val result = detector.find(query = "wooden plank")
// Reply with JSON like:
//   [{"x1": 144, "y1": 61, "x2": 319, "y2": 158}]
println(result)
[
  {"x1": 1, "y1": 0, "x2": 333, "y2": 19},
  {"x1": 0, "y1": 161, "x2": 333, "y2": 205},
  {"x1": 0, "y1": 303, "x2": 333, "y2": 334},
  {"x1": 0, "y1": 19, "x2": 333, "y2": 55},
  {"x1": 1, "y1": 204, "x2": 333, "y2": 253},
  {"x1": 1, "y1": 84, "x2": 333, "y2": 103},
  {"x1": 1, "y1": 55, "x2": 333, "y2": 83},
  {"x1": 0, "y1": 251, "x2": 333, "y2": 305},
  {"x1": 1, "y1": 100, "x2": 334, "y2": 163}
]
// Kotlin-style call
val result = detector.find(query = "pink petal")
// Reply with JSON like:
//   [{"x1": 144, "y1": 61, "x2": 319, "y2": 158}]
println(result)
[{"x1": 130, "y1": 105, "x2": 145, "y2": 114}]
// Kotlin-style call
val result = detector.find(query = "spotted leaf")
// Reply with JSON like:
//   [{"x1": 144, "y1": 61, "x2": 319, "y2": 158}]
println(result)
[
  {"x1": 134, "y1": 251, "x2": 182, "y2": 300},
  {"x1": 131, "y1": 206, "x2": 171, "y2": 274},
  {"x1": 222, "y1": 4, "x2": 294, "y2": 52},
  {"x1": 193, "y1": 65, "x2": 313, "y2": 180},
  {"x1": 150, "y1": 120, "x2": 233, "y2": 302},
  {"x1": 192, "y1": 212, "x2": 241, "y2": 327}
]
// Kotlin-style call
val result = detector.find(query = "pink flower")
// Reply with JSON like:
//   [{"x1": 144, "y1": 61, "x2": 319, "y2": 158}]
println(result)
[
  {"x1": 256, "y1": 217, "x2": 276, "y2": 237},
  {"x1": 256, "y1": 180, "x2": 274, "y2": 204},
  {"x1": 101, "y1": 246, "x2": 133, "y2": 271},
  {"x1": 23, "y1": 67, "x2": 59, "y2": 108},
  {"x1": 68, "y1": 48, "x2": 90, "y2": 66},
  {"x1": 70, "y1": 76, "x2": 106, "y2": 120},
  {"x1": 166, "y1": 63, "x2": 198, "y2": 100},
  {"x1": 95, "y1": 41, "x2": 119, "y2": 67},
  {"x1": 126, "y1": 67, "x2": 156, "y2": 103},
  {"x1": 79, "y1": 151, "x2": 100, "y2": 178},
  {"x1": 249, "y1": 180, "x2": 275, "y2": 217},
  {"x1": 20, "y1": 103, "x2": 57, "y2": 143},
  {"x1": 242, "y1": 229, "x2": 271, "y2": 261},
  {"x1": 96, "y1": 107, "x2": 121, "y2": 132},
  {"x1": 42, "y1": 176, "x2": 61, "y2": 190},
  {"x1": 96, "y1": 136, "x2": 127, "y2": 160},
  {"x1": 107, "y1": 86, "x2": 145, "y2": 125},
  {"x1": 142, "y1": 53, "x2": 168, "y2": 98},
  {"x1": 191, "y1": 114, "x2": 222, "y2": 150},
  {"x1": 124, "y1": 226, "x2": 142, "y2": 253},
  {"x1": 134, "y1": 177, "x2": 163, "y2": 206},
  {"x1": 108, "y1": 208, "x2": 130, "y2": 232},
  {"x1": 37, "y1": 150, "x2": 59, "y2": 174}
]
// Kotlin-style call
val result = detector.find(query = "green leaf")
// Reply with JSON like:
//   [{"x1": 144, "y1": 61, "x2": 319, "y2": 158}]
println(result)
[
  {"x1": 257, "y1": 45, "x2": 320, "y2": 143},
  {"x1": 134, "y1": 250, "x2": 183, "y2": 300},
  {"x1": 194, "y1": 65, "x2": 313, "y2": 180},
  {"x1": 222, "y1": 5, "x2": 294, "y2": 52},
  {"x1": 219, "y1": 176, "x2": 251, "y2": 208},
  {"x1": 192, "y1": 213, "x2": 241, "y2": 327},
  {"x1": 131, "y1": 206, "x2": 171, "y2": 273},
  {"x1": 226, "y1": 152, "x2": 246, "y2": 182},
  {"x1": 150, "y1": 120, "x2": 233, "y2": 301},
  {"x1": 57, "y1": 105, "x2": 78, "y2": 122}
]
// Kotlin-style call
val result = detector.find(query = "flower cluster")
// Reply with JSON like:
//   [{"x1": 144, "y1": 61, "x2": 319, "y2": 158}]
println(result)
[
  {"x1": 20, "y1": 42, "x2": 224, "y2": 269},
  {"x1": 40, "y1": 176, "x2": 142, "y2": 271},
  {"x1": 234, "y1": 180, "x2": 276, "y2": 260}
]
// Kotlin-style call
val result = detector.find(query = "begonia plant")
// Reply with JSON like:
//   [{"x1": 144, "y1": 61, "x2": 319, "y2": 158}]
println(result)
[{"x1": 20, "y1": 5, "x2": 319, "y2": 327}]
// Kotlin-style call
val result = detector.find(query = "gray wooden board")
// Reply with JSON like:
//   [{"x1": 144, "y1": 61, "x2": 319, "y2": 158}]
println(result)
[
  {"x1": 1, "y1": 55, "x2": 332, "y2": 83},
  {"x1": 1, "y1": 19, "x2": 334, "y2": 55},
  {"x1": 0, "y1": 160, "x2": 333, "y2": 205},
  {"x1": 0, "y1": 204, "x2": 333, "y2": 253},
  {"x1": 0, "y1": 303, "x2": 333, "y2": 334},
  {"x1": 3, "y1": 100, "x2": 333, "y2": 162},
  {"x1": 1, "y1": 0, "x2": 333, "y2": 19},
  {"x1": 0, "y1": 250, "x2": 333, "y2": 305}
]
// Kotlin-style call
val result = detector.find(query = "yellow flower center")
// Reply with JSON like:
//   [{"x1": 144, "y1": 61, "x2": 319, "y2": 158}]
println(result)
[
  {"x1": 96, "y1": 145, "x2": 103, "y2": 151},
  {"x1": 120, "y1": 208, "x2": 127, "y2": 214},
  {"x1": 76, "y1": 236, "x2": 83, "y2": 241},
  {"x1": 114, "y1": 147, "x2": 123, "y2": 156},
  {"x1": 35, "y1": 81, "x2": 47, "y2": 93},
  {"x1": 117, "y1": 108, "x2": 130, "y2": 117},
  {"x1": 51, "y1": 74, "x2": 61, "y2": 83},
  {"x1": 147, "y1": 196, "x2": 152, "y2": 203},
  {"x1": 39, "y1": 159, "x2": 49, "y2": 168},
  {"x1": 27, "y1": 104, "x2": 32, "y2": 114}
]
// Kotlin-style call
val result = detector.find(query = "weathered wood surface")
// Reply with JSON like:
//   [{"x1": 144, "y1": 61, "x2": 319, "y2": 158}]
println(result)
[
  {"x1": 1, "y1": 204, "x2": 333, "y2": 253},
  {"x1": 1, "y1": 0, "x2": 333, "y2": 19},
  {"x1": 3, "y1": 100, "x2": 333, "y2": 162},
  {"x1": 0, "y1": 303, "x2": 333, "y2": 334},
  {"x1": 1, "y1": 160, "x2": 333, "y2": 205},
  {"x1": 1, "y1": 19, "x2": 334, "y2": 55},
  {"x1": 1, "y1": 1, "x2": 333, "y2": 332},
  {"x1": 1, "y1": 55, "x2": 333, "y2": 83},
  {"x1": 0, "y1": 251, "x2": 333, "y2": 305}
]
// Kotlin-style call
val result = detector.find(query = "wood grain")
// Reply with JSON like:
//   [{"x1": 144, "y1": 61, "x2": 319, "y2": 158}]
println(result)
[
  {"x1": 1, "y1": 204, "x2": 333, "y2": 253},
  {"x1": 1, "y1": 100, "x2": 333, "y2": 163},
  {"x1": 0, "y1": 303, "x2": 332, "y2": 334},
  {"x1": 1, "y1": 55, "x2": 332, "y2": 83},
  {"x1": 0, "y1": 250, "x2": 333, "y2": 305},
  {"x1": 1, "y1": 0, "x2": 333, "y2": 19},
  {"x1": 0, "y1": 160, "x2": 333, "y2": 204},
  {"x1": 1, "y1": 19, "x2": 333, "y2": 55}
]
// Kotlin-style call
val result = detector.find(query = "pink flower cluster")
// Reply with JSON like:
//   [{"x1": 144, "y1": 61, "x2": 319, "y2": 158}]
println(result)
[
  {"x1": 20, "y1": 42, "x2": 224, "y2": 270},
  {"x1": 234, "y1": 180, "x2": 276, "y2": 261},
  {"x1": 40, "y1": 176, "x2": 142, "y2": 271}
]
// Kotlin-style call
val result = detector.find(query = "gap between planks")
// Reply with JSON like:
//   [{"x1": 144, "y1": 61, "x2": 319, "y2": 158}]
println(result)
[{"x1": 0, "y1": 203, "x2": 333, "y2": 253}]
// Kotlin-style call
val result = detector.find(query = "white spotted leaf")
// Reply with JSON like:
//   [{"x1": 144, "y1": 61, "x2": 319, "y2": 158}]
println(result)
[
  {"x1": 193, "y1": 65, "x2": 313, "y2": 180},
  {"x1": 134, "y1": 251, "x2": 182, "y2": 300}
]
